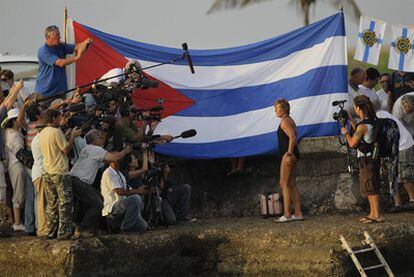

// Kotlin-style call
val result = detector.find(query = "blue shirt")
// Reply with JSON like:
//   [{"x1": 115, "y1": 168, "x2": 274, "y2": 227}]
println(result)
[{"x1": 35, "y1": 43, "x2": 75, "y2": 97}]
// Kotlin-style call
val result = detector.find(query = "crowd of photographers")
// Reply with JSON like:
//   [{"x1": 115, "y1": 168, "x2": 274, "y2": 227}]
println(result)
[
  {"x1": 2, "y1": 23, "x2": 414, "y2": 238},
  {"x1": 0, "y1": 64, "x2": 196, "y2": 239}
]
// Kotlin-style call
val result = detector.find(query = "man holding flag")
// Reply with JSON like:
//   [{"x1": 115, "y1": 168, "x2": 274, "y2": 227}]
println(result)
[{"x1": 35, "y1": 25, "x2": 92, "y2": 98}]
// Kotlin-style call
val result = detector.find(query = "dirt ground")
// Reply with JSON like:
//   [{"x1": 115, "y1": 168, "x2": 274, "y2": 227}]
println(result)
[{"x1": 1, "y1": 211, "x2": 413, "y2": 276}]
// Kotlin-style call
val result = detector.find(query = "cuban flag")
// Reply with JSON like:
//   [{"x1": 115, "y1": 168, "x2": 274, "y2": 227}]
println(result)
[
  {"x1": 354, "y1": 16, "x2": 386, "y2": 65},
  {"x1": 389, "y1": 24, "x2": 414, "y2": 72},
  {"x1": 67, "y1": 12, "x2": 347, "y2": 159}
]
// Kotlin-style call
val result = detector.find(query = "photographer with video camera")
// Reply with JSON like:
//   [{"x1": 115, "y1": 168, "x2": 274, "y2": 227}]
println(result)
[
  {"x1": 69, "y1": 129, "x2": 132, "y2": 238},
  {"x1": 341, "y1": 95, "x2": 384, "y2": 223}
]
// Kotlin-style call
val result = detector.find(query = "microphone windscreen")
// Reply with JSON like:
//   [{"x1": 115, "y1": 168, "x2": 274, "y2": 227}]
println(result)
[
  {"x1": 182, "y1": 43, "x2": 188, "y2": 51},
  {"x1": 180, "y1": 129, "x2": 197, "y2": 138}
]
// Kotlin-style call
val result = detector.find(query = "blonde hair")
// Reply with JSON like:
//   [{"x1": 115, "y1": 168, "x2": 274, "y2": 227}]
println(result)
[{"x1": 274, "y1": 99, "x2": 290, "y2": 114}]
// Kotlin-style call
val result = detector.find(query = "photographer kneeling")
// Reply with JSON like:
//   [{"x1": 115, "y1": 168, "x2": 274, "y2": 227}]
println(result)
[
  {"x1": 101, "y1": 159, "x2": 149, "y2": 232},
  {"x1": 341, "y1": 95, "x2": 383, "y2": 223},
  {"x1": 158, "y1": 163, "x2": 196, "y2": 224},
  {"x1": 69, "y1": 129, "x2": 132, "y2": 237}
]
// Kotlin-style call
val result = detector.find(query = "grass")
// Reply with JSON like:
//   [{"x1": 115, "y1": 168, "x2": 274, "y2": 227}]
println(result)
[
  {"x1": 348, "y1": 47, "x2": 392, "y2": 90},
  {"x1": 348, "y1": 47, "x2": 392, "y2": 74}
]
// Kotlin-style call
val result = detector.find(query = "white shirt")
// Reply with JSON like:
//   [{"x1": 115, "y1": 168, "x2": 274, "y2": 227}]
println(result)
[
  {"x1": 70, "y1": 144, "x2": 108, "y2": 185},
  {"x1": 101, "y1": 166, "x2": 127, "y2": 216},
  {"x1": 357, "y1": 84, "x2": 381, "y2": 108},
  {"x1": 392, "y1": 91, "x2": 414, "y2": 137},
  {"x1": 100, "y1": 68, "x2": 124, "y2": 85},
  {"x1": 377, "y1": 110, "x2": 414, "y2": 151},
  {"x1": 5, "y1": 128, "x2": 24, "y2": 166},
  {"x1": 346, "y1": 84, "x2": 358, "y2": 112},
  {"x1": 31, "y1": 133, "x2": 45, "y2": 182},
  {"x1": 376, "y1": 88, "x2": 389, "y2": 111}
]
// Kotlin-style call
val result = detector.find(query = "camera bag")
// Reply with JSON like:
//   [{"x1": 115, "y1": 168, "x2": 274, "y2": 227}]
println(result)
[
  {"x1": 16, "y1": 148, "x2": 34, "y2": 169},
  {"x1": 259, "y1": 192, "x2": 283, "y2": 218}
]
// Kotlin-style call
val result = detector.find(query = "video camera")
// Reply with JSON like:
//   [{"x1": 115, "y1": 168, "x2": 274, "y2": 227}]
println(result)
[{"x1": 332, "y1": 100, "x2": 348, "y2": 126}]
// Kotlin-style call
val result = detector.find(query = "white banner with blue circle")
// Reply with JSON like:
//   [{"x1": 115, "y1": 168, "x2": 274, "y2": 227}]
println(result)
[
  {"x1": 354, "y1": 16, "x2": 386, "y2": 65},
  {"x1": 389, "y1": 24, "x2": 414, "y2": 72}
]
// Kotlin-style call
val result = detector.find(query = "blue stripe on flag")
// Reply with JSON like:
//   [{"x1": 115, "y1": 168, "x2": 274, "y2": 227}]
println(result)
[
  {"x1": 169, "y1": 65, "x2": 348, "y2": 117},
  {"x1": 81, "y1": 12, "x2": 345, "y2": 66},
  {"x1": 399, "y1": 28, "x2": 408, "y2": 71},
  {"x1": 363, "y1": 21, "x2": 376, "y2": 63},
  {"x1": 153, "y1": 122, "x2": 340, "y2": 159}
]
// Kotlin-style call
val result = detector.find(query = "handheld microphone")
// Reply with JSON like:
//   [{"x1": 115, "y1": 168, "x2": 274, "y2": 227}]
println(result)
[
  {"x1": 174, "y1": 129, "x2": 197, "y2": 139},
  {"x1": 181, "y1": 43, "x2": 195, "y2": 74}
]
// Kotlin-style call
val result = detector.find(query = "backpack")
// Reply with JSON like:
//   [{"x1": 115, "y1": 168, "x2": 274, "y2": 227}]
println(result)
[
  {"x1": 371, "y1": 118, "x2": 400, "y2": 160},
  {"x1": 358, "y1": 117, "x2": 400, "y2": 195},
  {"x1": 358, "y1": 118, "x2": 400, "y2": 160}
]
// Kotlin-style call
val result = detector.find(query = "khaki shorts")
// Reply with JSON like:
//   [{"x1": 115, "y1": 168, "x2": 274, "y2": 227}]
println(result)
[
  {"x1": 359, "y1": 156, "x2": 380, "y2": 197},
  {"x1": 398, "y1": 146, "x2": 414, "y2": 183}
]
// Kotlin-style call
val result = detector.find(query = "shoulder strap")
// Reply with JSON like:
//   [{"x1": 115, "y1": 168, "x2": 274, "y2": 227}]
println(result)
[{"x1": 371, "y1": 118, "x2": 384, "y2": 143}]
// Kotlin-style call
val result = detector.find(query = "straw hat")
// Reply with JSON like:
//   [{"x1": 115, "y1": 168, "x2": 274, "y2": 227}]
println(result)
[{"x1": 1, "y1": 108, "x2": 19, "y2": 128}]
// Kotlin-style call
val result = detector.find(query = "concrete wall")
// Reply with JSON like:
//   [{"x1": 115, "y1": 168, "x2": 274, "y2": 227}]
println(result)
[{"x1": 168, "y1": 136, "x2": 364, "y2": 218}]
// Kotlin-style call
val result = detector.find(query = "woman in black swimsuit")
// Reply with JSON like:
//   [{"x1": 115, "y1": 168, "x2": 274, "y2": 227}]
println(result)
[{"x1": 274, "y1": 99, "x2": 303, "y2": 223}]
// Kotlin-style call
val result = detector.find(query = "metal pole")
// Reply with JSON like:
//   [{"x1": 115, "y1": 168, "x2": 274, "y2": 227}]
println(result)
[{"x1": 63, "y1": 6, "x2": 68, "y2": 43}]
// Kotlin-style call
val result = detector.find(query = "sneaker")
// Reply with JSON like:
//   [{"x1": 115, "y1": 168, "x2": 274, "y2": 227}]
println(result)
[
  {"x1": 388, "y1": 205, "x2": 404, "y2": 213},
  {"x1": 26, "y1": 232, "x2": 37, "y2": 237},
  {"x1": 12, "y1": 224, "x2": 25, "y2": 231},
  {"x1": 178, "y1": 217, "x2": 197, "y2": 223},
  {"x1": 275, "y1": 215, "x2": 294, "y2": 223},
  {"x1": 73, "y1": 229, "x2": 95, "y2": 239},
  {"x1": 406, "y1": 201, "x2": 414, "y2": 210},
  {"x1": 292, "y1": 215, "x2": 305, "y2": 221}
]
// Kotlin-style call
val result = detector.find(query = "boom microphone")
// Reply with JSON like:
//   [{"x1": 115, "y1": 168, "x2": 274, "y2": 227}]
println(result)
[{"x1": 182, "y1": 43, "x2": 195, "y2": 74}]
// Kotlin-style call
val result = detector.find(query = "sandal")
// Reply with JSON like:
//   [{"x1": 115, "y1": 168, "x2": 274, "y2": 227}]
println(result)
[
  {"x1": 359, "y1": 217, "x2": 371, "y2": 222},
  {"x1": 360, "y1": 216, "x2": 384, "y2": 224}
]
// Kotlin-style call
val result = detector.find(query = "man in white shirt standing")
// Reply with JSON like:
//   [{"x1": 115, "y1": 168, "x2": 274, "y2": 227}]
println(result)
[
  {"x1": 376, "y1": 73, "x2": 389, "y2": 111},
  {"x1": 357, "y1": 67, "x2": 381, "y2": 108},
  {"x1": 346, "y1": 67, "x2": 366, "y2": 114},
  {"x1": 70, "y1": 129, "x2": 132, "y2": 237},
  {"x1": 391, "y1": 94, "x2": 414, "y2": 210},
  {"x1": 377, "y1": 110, "x2": 414, "y2": 211},
  {"x1": 101, "y1": 160, "x2": 148, "y2": 232},
  {"x1": 348, "y1": 67, "x2": 366, "y2": 100}
]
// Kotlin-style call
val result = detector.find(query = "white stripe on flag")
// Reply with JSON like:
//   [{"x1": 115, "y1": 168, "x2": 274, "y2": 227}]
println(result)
[
  {"x1": 155, "y1": 92, "x2": 348, "y2": 143},
  {"x1": 132, "y1": 36, "x2": 346, "y2": 90}
]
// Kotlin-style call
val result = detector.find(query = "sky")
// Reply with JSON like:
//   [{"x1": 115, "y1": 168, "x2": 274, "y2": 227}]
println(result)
[{"x1": 1, "y1": 0, "x2": 414, "y2": 55}]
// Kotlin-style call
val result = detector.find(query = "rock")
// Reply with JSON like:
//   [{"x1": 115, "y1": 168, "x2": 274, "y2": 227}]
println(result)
[{"x1": 334, "y1": 173, "x2": 359, "y2": 210}]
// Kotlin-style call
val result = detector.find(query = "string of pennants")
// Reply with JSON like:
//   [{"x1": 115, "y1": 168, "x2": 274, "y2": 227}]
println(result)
[{"x1": 354, "y1": 16, "x2": 414, "y2": 72}]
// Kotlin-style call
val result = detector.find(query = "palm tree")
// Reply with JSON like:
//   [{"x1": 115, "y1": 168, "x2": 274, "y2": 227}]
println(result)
[{"x1": 207, "y1": 0, "x2": 361, "y2": 26}]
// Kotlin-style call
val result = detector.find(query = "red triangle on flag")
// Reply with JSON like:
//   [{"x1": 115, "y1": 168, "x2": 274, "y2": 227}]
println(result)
[{"x1": 73, "y1": 21, "x2": 194, "y2": 118}]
